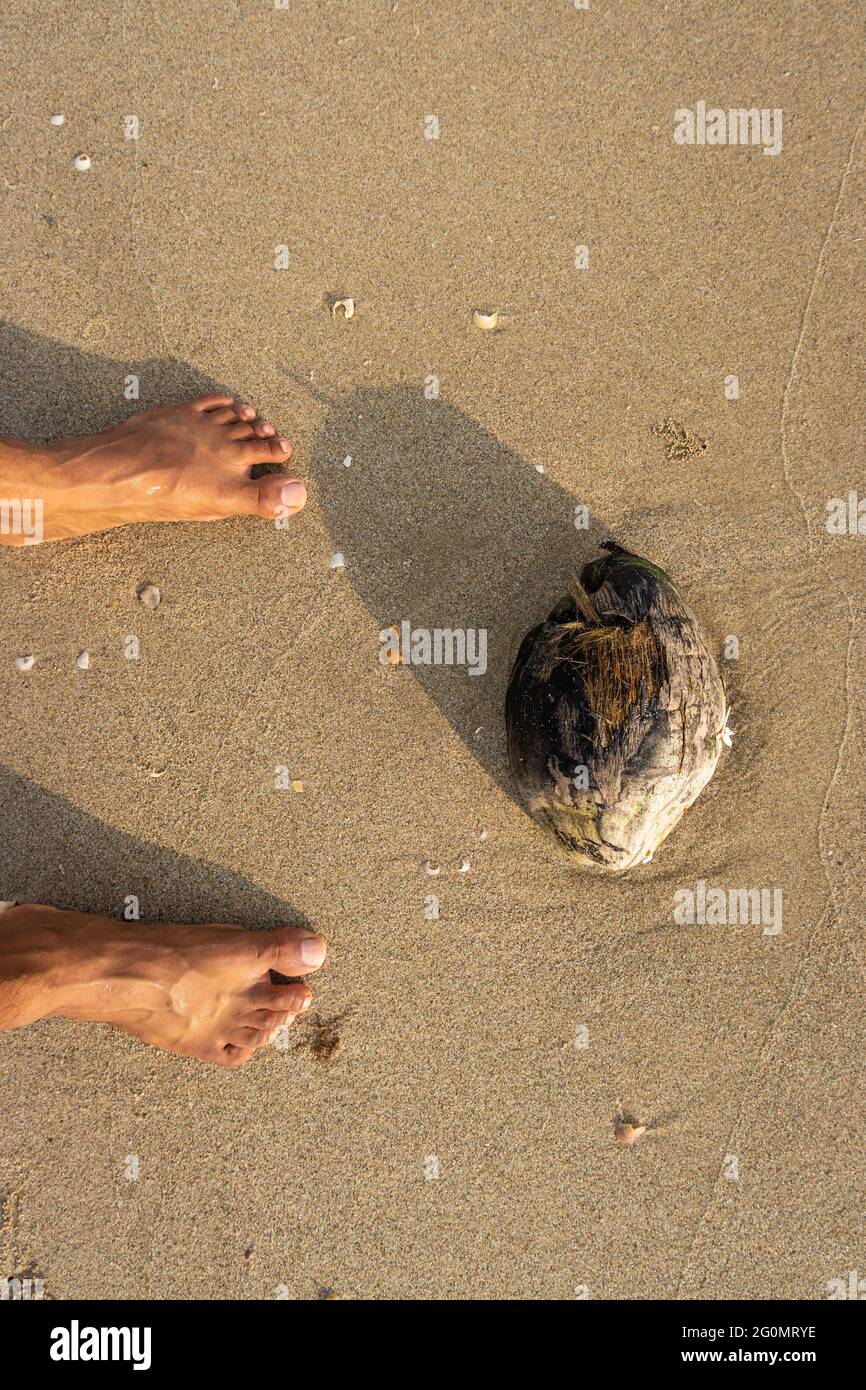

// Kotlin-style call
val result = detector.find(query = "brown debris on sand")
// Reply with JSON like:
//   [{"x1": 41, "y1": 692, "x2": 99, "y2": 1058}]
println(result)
[{"x1": 651, "y1": 416, "x2": 707, "y2": 462}]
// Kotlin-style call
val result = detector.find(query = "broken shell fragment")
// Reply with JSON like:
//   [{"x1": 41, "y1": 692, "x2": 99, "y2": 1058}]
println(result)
[
  {"x1": 50, "y1": 113, "x2": 65, "y2": 127},
  {"x1": 423, "y1": 860, "x2": 441, "y2": 876},
  {"x1": 329, "y1": 552, "x2": 345, "y2": 570},
  {"x1": 292, "y1": 780, "x2": 304, "y2": 793},
  {"x1": 458, "y1": 859, "x2": 470, "y2": 873},
  {"x1": 15, "y1": 655, "x2": 35, "y2": 672},
  {"x1": 76, "y1": 650, "x2": 91, "y2": 670},
  {"x1": 472, "y1": 309, "x2": 499, "y2": 331},
  {"x1": 73, "y1": 154, "x2": 91, "y2": 171},
  {"x1": 138, "y1": 583, "x2": 161, "y2": 608},
  {"x1": 331, "y1": 298, "x2": 354, "y2": 320},
  {"x1": 614, "y1": 1121, "x2": 647, "y2": 1147},
  {"x1": 382, "y1": 625, "x2": 402, "y2": 666}
]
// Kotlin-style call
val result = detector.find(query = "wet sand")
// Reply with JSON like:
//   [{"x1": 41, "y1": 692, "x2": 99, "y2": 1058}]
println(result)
[{"x1": 1, "y1": 0, "x2": 864, "y2": 1298}]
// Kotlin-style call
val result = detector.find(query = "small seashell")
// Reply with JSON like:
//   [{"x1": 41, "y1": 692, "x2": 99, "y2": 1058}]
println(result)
[
  {"x1": 614, "y1": 1121, "x2": 647, "y2": 1147},
  {"x1": 329, "y1": 552, "x2": 345, "y2": 570},
  {"x1": 50, "y1": 113, "x2": 65, "y2": 127},
  {"x1": 147, "y1": 768, "x2": 167, "y2": 779},
  {"x1": 73, "y1": 154, "x2": 91, "y2": 171},
  {"x1": 458, "y1": 859, "x2": 470, "y2": 873},
  {"x1": 382, "y1": 625, "x2": 402, "y2": 666},
  {"x1": 138, "y1": 583, "x2": 161, "y2": 608},
  {"x1": 721, "y1": 725, "x2": 734, "y2": 747},
  {"x1": 535, "y1": 464, "x2": 545, "y2": 474},
  {"x1": 423, "y1": 860, "x2": 441, "y2": 876},
  {"x1": 479, "y1": 829, "x2": 489, "y2": 842},
  {"x1": 76, "y1": 650, "x2": 91, "y2": 670},
  {"x1": 342, "y1": 455, "x2": 352, "y2": 468},
  {"x1": 331, "y1": 298, "x2": 354, "y2": 320},
  {"x1": 472, "y1": 309, "x2": 499, "y2": 331},
  {"x1": 15, "y1": 655, "x2": 35, "y2": 672},
  {"x1": 292, "y1": 780, "x2": 304, "y2": 793}
]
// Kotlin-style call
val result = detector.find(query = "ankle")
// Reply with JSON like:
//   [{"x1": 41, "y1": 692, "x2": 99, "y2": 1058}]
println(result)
[{"x1": 0, "y1": 438, "x2": 66, "y2": 546}]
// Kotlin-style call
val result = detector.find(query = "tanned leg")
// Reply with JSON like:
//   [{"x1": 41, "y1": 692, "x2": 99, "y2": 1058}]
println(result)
[
  {"x1": 0, "y1": 394, "x2": 306, "y2": 544},
  {"x1": 0, "y1": 904, "x2": 327, "y2": 1068}
]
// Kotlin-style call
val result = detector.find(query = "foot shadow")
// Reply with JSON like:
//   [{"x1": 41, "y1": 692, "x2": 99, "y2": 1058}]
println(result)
[
  {"x1": 0, "y1": 322, "x2": 617, "y2": 814},
  {"x1": 0, "y1": 320, "x2": 226, "y2": 440},
  {"x1": 308, "y1": 382, "x2": 614, "y2": 803},
  {"x1": 0, "y1": 768, "x2": 310, "y2": 930}
]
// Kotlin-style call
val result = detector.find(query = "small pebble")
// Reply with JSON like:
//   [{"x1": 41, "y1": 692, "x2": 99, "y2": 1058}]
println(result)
[
  {"x1": 614, "y1": 1122, "x2": 647, "y2": 1147},
  {"x1": 50, "y1": 113, "x2": 65, "y2": 127},
  {"x1": 15, "y1": 655, "x2": 35, "y2": 672},
  {"x1": 73, "y1": 154, "x2": 91, "y2": 171},
  {"x1": 479, "y1": 829, "x2": 489, "y2": 842},
  {"x1": 76, "y1": 650, "x2": 91, "y2": 670},
  {"x1": 329, "y1": 552, "x2": 345, "y2": 570},
  {"x1": 535, "y1": 464, "x2": 544, "y2": 474},
  {"x1": 138, "y1": 583, "x2": 161, "y2": 608}
]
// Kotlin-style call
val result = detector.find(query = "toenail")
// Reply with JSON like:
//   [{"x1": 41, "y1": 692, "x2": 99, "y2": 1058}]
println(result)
[
  {"x1": 280, "y1": 480, "x2": 306, "y2": 509},
  {"x1": 300, "y1": 934, "x2": 326, "y2": 967},
  {"x1": 277, "y1": 437, "x2": 290, "y2": 452},
  {"x1": 300, "y1": 995, "x2": 312, "y2": 1011}
]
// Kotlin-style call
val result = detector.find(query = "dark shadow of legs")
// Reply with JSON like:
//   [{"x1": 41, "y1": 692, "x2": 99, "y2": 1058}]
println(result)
[
  {"x1": 0, "y1": 769, "x2": 309, "y2": 929},
  {"x1": 0, "y1": 320, "x2": 226, "y2": 440},
  {"x1": 308, "y1": 383, "x2": 614, "y2": 803}
]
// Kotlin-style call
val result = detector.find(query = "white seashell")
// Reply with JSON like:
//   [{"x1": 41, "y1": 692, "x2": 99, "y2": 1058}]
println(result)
[
  {"x1": 479, "y1": 829, "x2": 489, "y2": 842},
  {"x1": 331, "y1": 298, "x2": 354, "y2": 319},
  {"x1": 614, "y1": 1122, "x2": 647, "y2": 1147},
  {"x1": 342, "y1": 455, "x2": 352, "y2": 468},
  {"x1": 73, "y1": 154, "x2": 91, "y2": 171},
  {"x1": 535, "y1": 464, "x2": 545, "y2": 473},
  {"x1": 472, "y1": 309, "x2": 499, "y2": 331},
  {"x1": 329, "y1": 552, "x2": 345, "y2": 569},
  {"x1": 138, "y1": 583, "x2": 161, "y2": 608},
  {"x1": 721, "y1": 725, "x2": 734, "y2": 747},
  {"x1": 15, "y1": 655, "x2": 35, "y2": 672},
  {"x1": 458, "y1": 859, "x2": 470, "y2": 873},
  {"x1": 423, "y1": 860, "x2": 441, "y2": 876},
  {"x1": 76, "y1": 650, "x2": 91, "y2": 669},
  {"x1": 50, "y1": 113, "x2": 65, "y2": 127}
]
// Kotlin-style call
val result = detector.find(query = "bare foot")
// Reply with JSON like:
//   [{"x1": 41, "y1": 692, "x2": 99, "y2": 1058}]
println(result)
[
  {"x1": 0, "y1": 394, "x2": 307, "y2": 543},
  {"x1": 0, "y1": 904, "x2": 327, "y2": 1067}
]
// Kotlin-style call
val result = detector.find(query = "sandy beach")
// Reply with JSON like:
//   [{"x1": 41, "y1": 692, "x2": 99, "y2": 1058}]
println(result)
[{"x1": 1, "y1": 0, "x2": 864, "y2": 1299}]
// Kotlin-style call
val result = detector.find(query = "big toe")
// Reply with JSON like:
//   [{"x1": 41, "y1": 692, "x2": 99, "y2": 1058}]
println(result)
[
  {"x1": 255, "y1": 926, "x2": 327, "y2": 976},
  {"x1": 236, "y1": 475, "x2": 307, "y2": 520}
]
